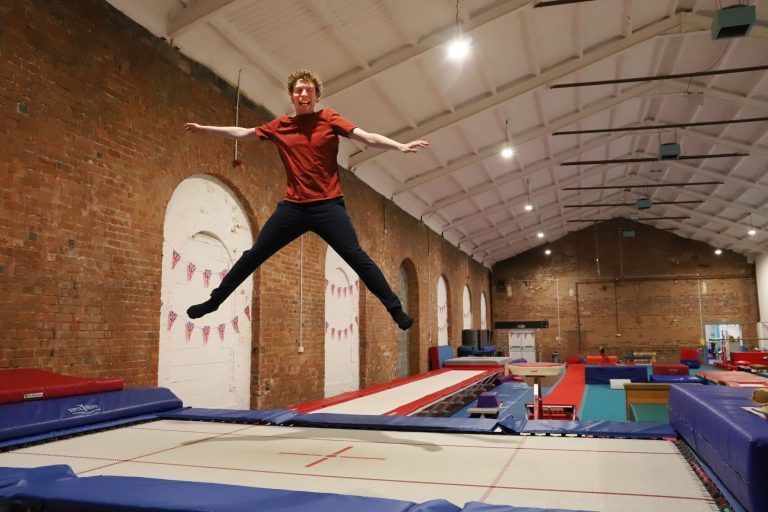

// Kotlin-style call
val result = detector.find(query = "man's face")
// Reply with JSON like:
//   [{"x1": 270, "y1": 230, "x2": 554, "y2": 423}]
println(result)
[{"x1": 291, "y1": 79, "x2": 317, "y2": 115}]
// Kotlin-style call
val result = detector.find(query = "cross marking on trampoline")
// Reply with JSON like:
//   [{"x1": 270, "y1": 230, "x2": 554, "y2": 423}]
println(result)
[{"x1": 279, "y1": 445, "x2": 386, "y2": 467}]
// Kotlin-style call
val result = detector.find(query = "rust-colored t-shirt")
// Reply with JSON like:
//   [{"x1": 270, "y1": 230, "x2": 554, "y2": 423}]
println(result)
[{"x1": 253, "y1": 108, "x2": 357, "y2": 203}]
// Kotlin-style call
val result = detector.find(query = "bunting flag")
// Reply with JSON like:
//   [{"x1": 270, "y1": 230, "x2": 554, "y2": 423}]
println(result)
[
  {"x1": 161, "y1": 302, "x2": 251, "y2": 344},
  {"x1": 171, "y1": 250, "x2": 181, "y2": 270},
  {"x1": 186, "y1": 262, "x2": 196, "y2": 282},
  {"x1": 203, "y1": 269, "x2": 212, "y2": 288},
  {"x1": 219, "y1": 268, "x2": 228, "y2": 281},
  {"x1": 325, "y1": 279, "x2": 359, "y2": 297},
  {"x1": 331, "y1": 327, "x2": 335, "y2": 338},
  {"x1": 167, "y1": 311, "x2": 178, "y2": 331},
  {"x1": 324, "y1": 321, "x2": 329, "y2": 332}
]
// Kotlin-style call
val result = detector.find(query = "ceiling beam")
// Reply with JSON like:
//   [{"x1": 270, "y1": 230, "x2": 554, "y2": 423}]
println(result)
[
  {"x1": 321, "y1": 0, "x2": 537, "y2": 98},
  {"x1": 349, "y1": 12, "x2": 686, "y2": 168},
  {"x1": 664, "y1": 80, "x2": 768, "y2": 113},
  {"x1": 425, "y1": 131, "x2": 636, "y2": 215},
  {"x1": 395, "y1": 82, "x2": 656, "y2": 195},
  {"x1": 167, "y1": 0, "x2": 240, "y2": 39},
  {"x1": 680, "y1": 128, "x2": 768, "y2": 161},
  {"x1": 445, "y1": 134, "x2": 632, "y2": 230}
]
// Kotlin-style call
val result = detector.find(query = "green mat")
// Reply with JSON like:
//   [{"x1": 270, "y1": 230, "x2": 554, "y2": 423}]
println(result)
[
  {"x1": 579, "y1": 384, "x2": 627, "y2": 421},
  {"x1": 630, "y1": 403, "x2": 669, "y2": 423}
]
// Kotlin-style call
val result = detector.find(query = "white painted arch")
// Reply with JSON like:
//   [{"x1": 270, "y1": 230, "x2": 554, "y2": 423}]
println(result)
[{"x1": 159, "y1": 174, "x2": 253, "y2": 409}]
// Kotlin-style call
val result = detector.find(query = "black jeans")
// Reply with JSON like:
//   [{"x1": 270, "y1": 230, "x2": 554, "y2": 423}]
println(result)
[{"x1": 208, "y1": 197, "x2": 402, "y2": 311}]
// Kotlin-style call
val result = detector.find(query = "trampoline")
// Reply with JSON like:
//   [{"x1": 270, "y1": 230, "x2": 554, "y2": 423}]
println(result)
[{"x1": 2, "y1": 369, "x2": 753, "y2": 511}]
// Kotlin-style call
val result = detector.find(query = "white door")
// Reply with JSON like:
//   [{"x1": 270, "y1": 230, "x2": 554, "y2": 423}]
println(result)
[
  {"x1": 159, "y1": 175, "x2": 252, "y2": 409},
  {"x1": 509, "y1": 331, "x2": 536, "y2": 362},
  {"x1": 437, "y1": 276, "x2": 448, "y2": 346},
  {"x1": 324, "y1": 247, "x2": 359, "y2": 398},
  {"x1": 396, "y1": 265, "x2": 409, "y2": 379}
]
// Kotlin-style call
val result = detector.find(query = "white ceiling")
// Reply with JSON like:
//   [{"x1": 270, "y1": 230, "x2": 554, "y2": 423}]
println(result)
[{"x1": 106, "y1": 0, "x2": 768, "y2": 266}]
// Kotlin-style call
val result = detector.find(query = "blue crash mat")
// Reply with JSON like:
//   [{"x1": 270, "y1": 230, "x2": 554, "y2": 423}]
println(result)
[
  {"x1": 0, "y1": 465, "x2": 460, "y2": 512},
  {"x1": 497, "y1": 418, "x2": 676, "y2": 439},
  {"x1": 669, "y1": 384, "x2": 768, "y2": 512},
  {"x1": 584, "y1": 365, "x2": 647, "y2": 384},
  {"x1": 0, "y1": 387, "x2": 182, "y2": 443},
  {"x1": 288, "y1": 413, "x2": 498, "y2": 433},
  {"x1": 158, "y1": 408, "x2": 298, "y2": 425},
  {"x1": 650, "y1": 375, "x2": 703, "y2": 384}
]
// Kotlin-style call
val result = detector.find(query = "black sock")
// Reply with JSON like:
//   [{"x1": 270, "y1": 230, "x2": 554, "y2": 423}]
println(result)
[
  {"x1": 390, "y1": 307, "x2": 414, "y2": 330},
  {"x1": 187, "y1": 300, "x2": 218, "y2": 319}
]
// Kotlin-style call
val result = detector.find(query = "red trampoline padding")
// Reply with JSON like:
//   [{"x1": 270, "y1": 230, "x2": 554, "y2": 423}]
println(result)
[{"x1": 0, "y1": 369, "x2": 124, "y2": 404}]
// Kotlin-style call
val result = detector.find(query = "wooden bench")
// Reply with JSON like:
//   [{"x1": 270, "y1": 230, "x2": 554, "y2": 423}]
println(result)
[{"x1": 624, "y1": 383, "x2": 670, "y2": 421}]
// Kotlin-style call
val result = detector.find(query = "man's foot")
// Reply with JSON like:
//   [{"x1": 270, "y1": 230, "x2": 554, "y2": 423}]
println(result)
[
  {"x1": 390, "y1": 307, "x2": 414, "y2": 330},
  {"x1": 187, "y1": 300, "x2": 218, "y2": 319}
]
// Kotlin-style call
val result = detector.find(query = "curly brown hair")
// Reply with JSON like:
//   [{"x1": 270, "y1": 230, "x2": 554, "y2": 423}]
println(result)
[{"x1": 287, "y1": 70, "x2": 323, "y2": 98}]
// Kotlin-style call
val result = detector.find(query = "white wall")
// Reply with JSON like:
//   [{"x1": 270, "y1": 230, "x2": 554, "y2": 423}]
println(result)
[{"x1": 159, "y1": 175, "x2": 253, "y2": 409}]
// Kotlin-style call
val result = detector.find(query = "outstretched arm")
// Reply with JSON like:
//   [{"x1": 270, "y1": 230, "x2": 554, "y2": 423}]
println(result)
[
  {"x1": 184, "y1": 123, "x2": 255, "y2": 140},
  {"x1": 349, "y1": 127, "x2": 428, "y2": 153}
]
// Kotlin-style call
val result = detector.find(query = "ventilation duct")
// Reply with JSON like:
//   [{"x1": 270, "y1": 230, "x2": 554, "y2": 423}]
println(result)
[{"x1": 712, "y1": 5, "x2": 756, "y2": 40}]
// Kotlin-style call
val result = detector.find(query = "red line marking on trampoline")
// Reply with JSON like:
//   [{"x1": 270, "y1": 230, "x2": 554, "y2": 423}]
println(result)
[
  {"x1": 12, "y1": 451, "x2": 714, "y2": 504},
  {"x1": 479, "y1": 435, "x2": 526, "y2": 502},
  {"x1": 122, "y1": 458, "x2": 715, "y2": 503},
  {"x1": 279, "y1": 445, "x2": 386, "y2": 467},
  {"x1": 75, "y1": 424, "x2": 256, "y2": 475}
]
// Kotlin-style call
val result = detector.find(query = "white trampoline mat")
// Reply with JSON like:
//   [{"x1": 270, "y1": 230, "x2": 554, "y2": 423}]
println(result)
[
  {"x1": 312, "y1": 370, "x2": 485, "y2": 415},
  {"x1": 0, "y1": 420, "x2": 718, "y2": 512}
]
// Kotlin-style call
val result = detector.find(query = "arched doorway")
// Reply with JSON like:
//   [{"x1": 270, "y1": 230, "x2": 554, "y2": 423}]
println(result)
[
  {"x1": 324, "y1": 246, "x2": 360, "y2": 397},
  {"x1": 437, "y1": 275, "x2": 449, "y2": 346},
  {"x1": 159, "y1": 175, "x2": 253, "y2": 409}
]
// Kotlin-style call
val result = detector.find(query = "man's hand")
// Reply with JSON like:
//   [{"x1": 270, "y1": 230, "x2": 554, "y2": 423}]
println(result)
[
  {"x1": 184, "y1": 122, "x2": 203, "y2": 132},
  {"x1": 399, "y1": 140, "x2": 429, "y2": 153}
]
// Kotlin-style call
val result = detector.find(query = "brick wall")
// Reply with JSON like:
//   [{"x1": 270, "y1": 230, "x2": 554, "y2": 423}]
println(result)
[
  {"x1": 0, "y1": 0, "x2": 491, "y2": 409},
  {"x1": 492, "y1": 218, "x2": 758, "y2": 363}
]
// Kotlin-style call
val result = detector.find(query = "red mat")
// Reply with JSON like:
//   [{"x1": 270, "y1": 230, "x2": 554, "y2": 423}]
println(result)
[
  {"x1": 0, "y1": 369, "x2": 124, "y2": 404},
  {"x1": 542, "y1": 363, "x2": 585, "y2": 412}
]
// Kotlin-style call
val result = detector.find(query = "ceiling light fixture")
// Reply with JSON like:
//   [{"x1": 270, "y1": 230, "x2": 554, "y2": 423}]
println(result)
[
  {"x1": 501, "y1": 119, "x2": 514, "y2": 158},
  {"x1": 748, "y1": 214, "x2": 757, "y2": 236},
  {"x1": 523, "y1": 178, "x2": 534, "y2": 212},
  {"x1": 537, "y1": 231, "x2": 545, "y2": 239},
  {"x1": 544, "y1": 248, "x2": 552, "y2": 255},
  {"x1": 447, "y1": 0, "x2": 470, "y2": 60},
  {"x1": 714, "y1": 249, "x2": 722, "y2": 255}
]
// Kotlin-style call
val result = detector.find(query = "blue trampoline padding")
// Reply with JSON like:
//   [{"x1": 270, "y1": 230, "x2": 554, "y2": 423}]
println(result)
[
  {"x1": 497, "y1": 418, "x2": 676, "y2": 439},
  {"x1": 462, "y1": 503, "x2": 592, "y2": 512},
  {"x1": 158, "y1": 408, "x2": 298, "y2": 425},
  {"x1": 680, "y1": 359, "x2": 701, "y2": 369},
  {"x1": 0, "y1": 465, "x2": 460, "y2": 512},
  {"x1": 650, "y1": 375, "x2": 703, "y2": 384},
  {"x1": 584, "y1": 365, "x2": 647, "y2": 384},
  {"x1": 288, "y1": 413, "x2": 498, "y2": 433},
  {"x1": 0, "y1": 466, "x2": 457, "y2": 511},
  {"x1": 0, "y1": 387, "x2": 182, "y2": 443},
  {"x1": 669, "y1": 384, "x2": 768, "y2": 512}
]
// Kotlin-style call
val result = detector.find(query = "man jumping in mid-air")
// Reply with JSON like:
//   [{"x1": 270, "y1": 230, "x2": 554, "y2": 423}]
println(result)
[{"x1": 184, "y1": 69, "x2": 428, "y2": 330}]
